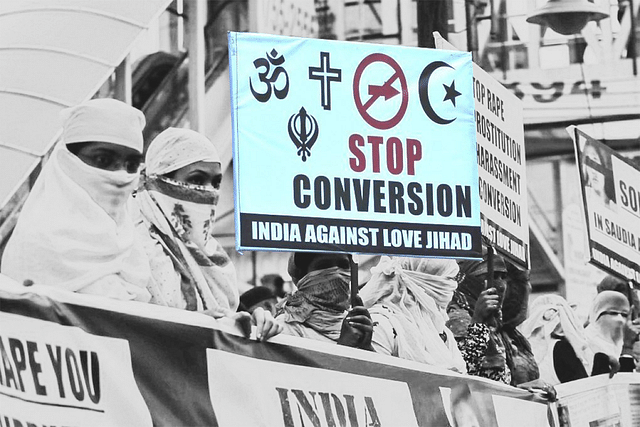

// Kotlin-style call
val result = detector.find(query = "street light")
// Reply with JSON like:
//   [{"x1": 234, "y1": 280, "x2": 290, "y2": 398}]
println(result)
[
  {"x1": 465, "y1": 0, "x2": 497, "y2": 62},
  {"x1": 526, "y1": 0, "x2": 609, "y2": 35}
]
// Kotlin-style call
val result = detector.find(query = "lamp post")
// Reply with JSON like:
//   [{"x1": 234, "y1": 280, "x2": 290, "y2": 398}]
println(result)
[
  {"x1": 464, "y1": 0, "x2": 619, "y2": 69},
  {"x1": 624, "y1": 0, "x2": 638, "y2": 75},
  {"x1": 632, "y1": 0, "x2": 638, "y2": 75},
  {"x1": 526, "y1": 0, "x2": 609, "y2": 35},
  {"x1": 417, "y1": 0, "x2": 449, "y2": 48},
  {"x1": 465, "y1": 0, "x2": 502, "y2": 63},
  {"x1": 527, "y1": 0, "x2": 637, "y2": 75},
  {"x1": 466, "y1": 0, "x2": 486, "y2": 62}
]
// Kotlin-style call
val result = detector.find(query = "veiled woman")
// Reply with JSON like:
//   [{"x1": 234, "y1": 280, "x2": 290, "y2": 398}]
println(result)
[
  {"x1": 586, "y1": 290, "x2": 639, "y2": 375},
  {"x1": 448, "y1": 248, "x2": 540, "y2": 387},
  {"x1": 2, "y1": 99, "x2": 151, "y2": 301},
  {"x1": 360, "y1": 256, "x2": 466, "y2": 373},
  {"x1": 276, "y1": 251, "x2": 373, "y2": 349},
  {"x1": 136, "y1": 127, "x2": 280, "y2": 339},
  {"x1": 519, "y1": 294, "x2": 593, "y2": 385}
]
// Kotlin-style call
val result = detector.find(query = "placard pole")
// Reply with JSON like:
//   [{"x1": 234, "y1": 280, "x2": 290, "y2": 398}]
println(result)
[{"x1": 349, "y1": 253, "x2": 359, "y2": 307}]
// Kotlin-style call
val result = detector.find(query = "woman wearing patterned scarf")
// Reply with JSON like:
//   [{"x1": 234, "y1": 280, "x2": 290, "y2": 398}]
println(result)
[
  {"x1": 276, "y1": 252, "x2": 373, "y2": 349},
  {"x1": 359, "y1": 256, "x2": 466, "y2": 373},
  {"x1": 136, "y1": 127, "x2": 281, "y2": 340},
  {"x1": 448, "y1": 246, "x2": 540, "y2": 387}
]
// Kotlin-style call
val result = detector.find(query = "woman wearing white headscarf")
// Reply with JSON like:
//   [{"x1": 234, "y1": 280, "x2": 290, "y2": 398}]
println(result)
[
  {"x1": 519, "y1": 294, "x2": 593, "y2": 385},
  {"x1": 136, "y1": 127, "x2": 281, "y2": 340},
  {"x1": 360, "y1": 256, "x2": 466, "y2": 373},
  {"x1": 2, "y1": 98, "x2": 151, "y2": 302},
  {"x1": 585, "y1": 290, "x2": 640, "y2": 375}
]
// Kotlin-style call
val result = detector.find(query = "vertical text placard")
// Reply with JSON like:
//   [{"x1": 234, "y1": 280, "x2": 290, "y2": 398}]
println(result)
[{"x1": 435, "y1": 33, "x2": 529, "y2": 268}]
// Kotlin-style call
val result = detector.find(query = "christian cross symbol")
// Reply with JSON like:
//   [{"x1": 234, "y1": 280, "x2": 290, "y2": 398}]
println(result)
[{"x1": 308, "y1": 52, "x2": 342, "y2": 110}]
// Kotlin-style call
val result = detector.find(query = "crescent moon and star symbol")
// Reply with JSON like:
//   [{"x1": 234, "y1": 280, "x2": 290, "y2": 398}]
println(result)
[{"x1": 419, "y1": 61, "x2": 461, "y2": 125}]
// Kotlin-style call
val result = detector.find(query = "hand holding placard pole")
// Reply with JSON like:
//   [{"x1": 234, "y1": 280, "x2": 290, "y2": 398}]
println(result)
[{"x1": 349, "y1": 253, "x2": 359, "y2": 308}]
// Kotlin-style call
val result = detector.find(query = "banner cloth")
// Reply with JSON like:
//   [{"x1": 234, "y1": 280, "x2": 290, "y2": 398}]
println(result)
[
  {"x1": 229, "y1": 32, "x2": 482, "y2": 259},
  {"x1": 554, "y1": 373, "x2": 640, "y2": 426},
  {"x1": 0, "y1": 275, "x2": 551, "y2": 426}
]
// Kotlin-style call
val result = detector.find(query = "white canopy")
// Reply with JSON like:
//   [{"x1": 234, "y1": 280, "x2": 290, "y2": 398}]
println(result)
[{"x1": 0, "y1": 0, "x2": 171, "y2": 218}]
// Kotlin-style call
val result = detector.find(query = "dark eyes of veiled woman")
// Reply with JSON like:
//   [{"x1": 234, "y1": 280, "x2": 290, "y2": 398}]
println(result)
[{"x1": 186, "y1": 172, "x2": 221, "y2": 189}]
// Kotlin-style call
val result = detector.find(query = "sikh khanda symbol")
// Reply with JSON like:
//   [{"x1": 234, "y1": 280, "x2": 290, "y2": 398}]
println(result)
[
  {"x1": 288, "y1": 107, "x2": 319, "y2": 162},
  {"x1": 250, "y1": 49, "x2": 290, "y2": 103}
]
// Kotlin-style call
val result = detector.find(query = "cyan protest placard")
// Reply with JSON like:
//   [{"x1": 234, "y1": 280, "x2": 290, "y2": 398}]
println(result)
[{"x1": 229, "y1": 32, "x2": 481, "y2": 259}]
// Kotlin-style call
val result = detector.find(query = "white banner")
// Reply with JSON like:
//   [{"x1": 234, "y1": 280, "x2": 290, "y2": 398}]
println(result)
[
  {"x1": 554, "y1": 373, "x2": 640, "y2": 427},
  {"x1": 0, "y1": 312, "x2": 152, "y2": 427},
  {"x1": 207, "y1": 349, "x2": 419, "y2": 427},
  {"x1": 229, "y1": 32, "x2": 482, "y2": 259}
]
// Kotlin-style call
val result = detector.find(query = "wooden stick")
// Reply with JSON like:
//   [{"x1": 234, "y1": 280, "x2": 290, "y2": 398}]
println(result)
[
  {"x1": 349, "y1": 253, "x2": 359, "y2": 307},
  {"x1": 486, "y1": 244, "x2": 494, "y2": 290}
]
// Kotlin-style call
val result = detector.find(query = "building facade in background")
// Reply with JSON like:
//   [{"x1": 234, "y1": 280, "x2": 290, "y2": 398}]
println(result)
[{"x1": 2, "y1": 0, "x2": 639, "y2": 316}]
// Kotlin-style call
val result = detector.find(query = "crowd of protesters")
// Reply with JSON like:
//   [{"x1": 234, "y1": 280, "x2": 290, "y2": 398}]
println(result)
[{"x1": 2, "y1": 98, "x2": 640, "y2": 401}]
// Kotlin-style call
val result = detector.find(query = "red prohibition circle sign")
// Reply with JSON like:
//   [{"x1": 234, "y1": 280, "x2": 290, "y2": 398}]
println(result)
[{"x1": 353, "y1": 53, "x2": 408, "y2": 130}]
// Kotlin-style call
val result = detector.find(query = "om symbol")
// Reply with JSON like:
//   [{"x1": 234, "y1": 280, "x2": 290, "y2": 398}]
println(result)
[{"x1": 249, "y1": 49, "x2": 290, "y2": 103}]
